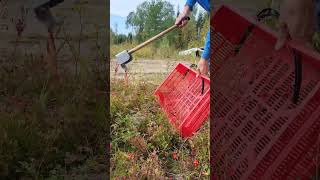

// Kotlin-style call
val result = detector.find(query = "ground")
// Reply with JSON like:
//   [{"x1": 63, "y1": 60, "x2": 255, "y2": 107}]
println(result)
[
  {"x1": 110, "y1": 59, "x2": 193, "y2": 82},
  {"x1": 110, "y1": 58, "x2": 210, "y2": 179}
]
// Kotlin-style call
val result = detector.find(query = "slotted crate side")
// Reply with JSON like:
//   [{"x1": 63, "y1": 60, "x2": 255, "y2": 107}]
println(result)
[
  {"x1": 211, "y1": 28, "x2": 236, "y2": 76},
  {"x1": 177, "y1": 68, "x2": 210, "y2": 137},
  {"x1": 155, "y1": 63, "x2": 210, "y2": 137},
  {"x1": 181, "y1": 90, "x2": 210, "y2": 137},
  {"x1": 247, "y1": 93, "x2": 320, "y2": 180},
  {"x1": 211, "y1": 25, "x2": 282, "y2": 146},
  {"x1": 211, "y1": 5, "x2": 255, "y2": 78},
  {"x1": 211, "y1": 5, "x2": 257, "y2": 121},
  {"x1": 156, "y1": 64, "x2": 185, "y2": 126},
  {"x1": 211, "y1": 5, "x2": 256, "y2": 45},
  {"x1": 156, "y1": 64, "x2": 194, "y2": 127},
  {"x1": 211, "y1": 23, "x2": 320, "y2": 180},
  {"x1": 246, "y1": 46, "x2": 320, "y2": 179},
  {"x1": 270, "y1": 110, "x2": 320, "y2": 179}
]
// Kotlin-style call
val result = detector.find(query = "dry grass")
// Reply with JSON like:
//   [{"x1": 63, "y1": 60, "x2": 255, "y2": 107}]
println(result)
[
  {"x1": 0, "y1": 54, "x2": 108, "y2": 179},
  {"x1": 111, "y1": 42, "x2": 199, "y2": 62}
]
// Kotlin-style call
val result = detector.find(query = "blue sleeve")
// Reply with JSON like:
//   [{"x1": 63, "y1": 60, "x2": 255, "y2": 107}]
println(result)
[
  {"x1": 185, "y1": 0, "x2": 197, "y2": 11},
  {"x1": 201, "y1": 30, "x2": 210, "y2": 60}
]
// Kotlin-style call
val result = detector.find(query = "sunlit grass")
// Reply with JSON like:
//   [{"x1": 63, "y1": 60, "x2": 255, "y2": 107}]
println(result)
[{"x1": 111, "y1": 42, "x2": 200, "y2": 62}]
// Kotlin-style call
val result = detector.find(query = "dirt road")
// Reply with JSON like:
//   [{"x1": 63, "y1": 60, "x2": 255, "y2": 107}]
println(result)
[{"x1": 110, "y1": 59, "x2": 193, "y2": 84}]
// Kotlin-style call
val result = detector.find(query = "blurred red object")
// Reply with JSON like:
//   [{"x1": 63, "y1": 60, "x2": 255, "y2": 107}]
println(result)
[{"x1": 211, "y1": 5, "x2": 320, "y2": 179}]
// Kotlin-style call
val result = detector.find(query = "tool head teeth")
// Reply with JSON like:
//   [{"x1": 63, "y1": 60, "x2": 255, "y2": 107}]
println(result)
[
  {"x1": 34, "y1": 6, "x2": 57, "y2": 32},
  {"x1": 121, "y1": 64, "x2": 128, "y2": 72}
]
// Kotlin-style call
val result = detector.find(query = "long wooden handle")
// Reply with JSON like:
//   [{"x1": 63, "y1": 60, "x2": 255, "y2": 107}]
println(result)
[{"x1": 128, "y1": 24, "x2": 177, "y2": 54}]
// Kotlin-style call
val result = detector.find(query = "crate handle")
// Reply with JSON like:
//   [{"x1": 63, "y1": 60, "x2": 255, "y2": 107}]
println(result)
[
  {"x1": 235, "y1": 8, "x2": 280, "y2": 54},
  {"x1": 256, "y1": 8, "x2": 280, "y2": 21},
  {"x1": 201, "y1": 78, "x2": 205, "y2": 95},
  {"x1": 292, "y1": 49, "x2": 302, "y2": 104},
  {"x1": 190, "y1": 64, "x2": 197, "y2": 69},
  {"x1": 183, "y1": 69, "x2": 190, "y2": 78},
  {"x1": 235, "y1": 24, "x2": 255, "y2": 54},
  {"x1": 256, "y1": 8, "x2": 301, "y2": 104},
  {"x1": 185, "y1": 65, "x2": 206, "y2": 95}
]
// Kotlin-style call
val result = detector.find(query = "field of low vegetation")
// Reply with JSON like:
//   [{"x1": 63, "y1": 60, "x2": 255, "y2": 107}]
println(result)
[{"x1": 110, "y1": 77, "x2": 209, "y2": 179}]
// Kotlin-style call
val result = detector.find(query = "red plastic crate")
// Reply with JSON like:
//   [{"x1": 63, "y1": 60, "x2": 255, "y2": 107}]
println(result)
[
  {"x1": 211, "y1": 4, "x2": 256, "y2": 78},
  {"x1": 154, "y1": 63, "x2": 210, "y2": 138},
  {"x1": 211, "y1": 5, "x2": 320, "y2": 179}
]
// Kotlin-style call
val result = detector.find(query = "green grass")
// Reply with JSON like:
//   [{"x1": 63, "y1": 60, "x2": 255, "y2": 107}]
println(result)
[
  {"x1": 111, "y1": 42, "x2": 198, "y2": 62},
  {"x1": 110, "y1": 77, "x2": 209, "y2": 179},
  {"x1": 0, "y1": 54, "x2": 108, "y2": 179}
]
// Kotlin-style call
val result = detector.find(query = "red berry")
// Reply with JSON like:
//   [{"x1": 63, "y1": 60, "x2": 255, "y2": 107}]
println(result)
[
  {"x1": 193, "y1": 159, "x2": 199, "y2": 167},
  {"x1": 172, "y1": 152, "x2": 177, "y2": 160},
  {"x1": 128, "y1": 152, "x2": 135, "y2": 160}
]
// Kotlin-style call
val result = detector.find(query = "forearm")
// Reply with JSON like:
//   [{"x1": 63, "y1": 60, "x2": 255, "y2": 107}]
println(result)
[
  {"x1": 201, "y1": 30, "x2": 210, "y2": 60},
  {"x1": 182, "y1": 5, "x2": 192, "y2": 15},
  {"x1": 175, "y1": 2, "x2": 193, "y2": 27}
]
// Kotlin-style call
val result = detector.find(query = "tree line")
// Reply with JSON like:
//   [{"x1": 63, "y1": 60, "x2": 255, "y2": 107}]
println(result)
[{"x1": 110, "y1": 0, "x2": 210, "y2": 51}]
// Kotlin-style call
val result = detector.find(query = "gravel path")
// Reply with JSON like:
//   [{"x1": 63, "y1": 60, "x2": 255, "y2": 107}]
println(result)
[{"x1": 110, "y1": 59, "x2": 193, "y2": 84}]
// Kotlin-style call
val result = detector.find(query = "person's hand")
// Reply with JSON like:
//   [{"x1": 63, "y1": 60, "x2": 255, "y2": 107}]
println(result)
[
  {"x1": 175, "y1": 6, "x2": 191, "y2": 28},
  {"x1": 175, "y1": 13, "x2": 189, "y2": 28},
  {"x1": 275, "y1": 0, "x2": 316, "y2": 50},
  {"x1": 196, "y1": 58, "x2": 209, "y2": 77}
]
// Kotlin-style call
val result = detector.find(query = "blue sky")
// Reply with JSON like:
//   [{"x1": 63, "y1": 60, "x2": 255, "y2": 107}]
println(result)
[
  {"x1": 110, "y1": 0, "x2": 206, "y2": 35},
  {"x1": 110, "y1": 0, "x2": 183, "y2": 17},
  {"x1": 110, "y1": 14, "x2": 132, "y2": 35}
]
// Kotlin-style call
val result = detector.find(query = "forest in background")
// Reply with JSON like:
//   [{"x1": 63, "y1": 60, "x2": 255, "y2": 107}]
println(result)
[{"x1": 110, "y1": 0, "x2": 210, "y2": 60}]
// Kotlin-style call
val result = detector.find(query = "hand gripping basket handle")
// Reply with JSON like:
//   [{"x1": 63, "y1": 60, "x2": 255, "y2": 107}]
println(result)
[
  {"x1": 236, "y1": 7, "x2": 301, "y2": 103},
  {"x1": 257, "y1": 8, "x2": 301, "y2": 104},
  {"x1": 256, "y1": 8, "x2": 302, "y2": 104},
  {"x1": 184, "y1": 64, "x2": 207, "y2": 96}
]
